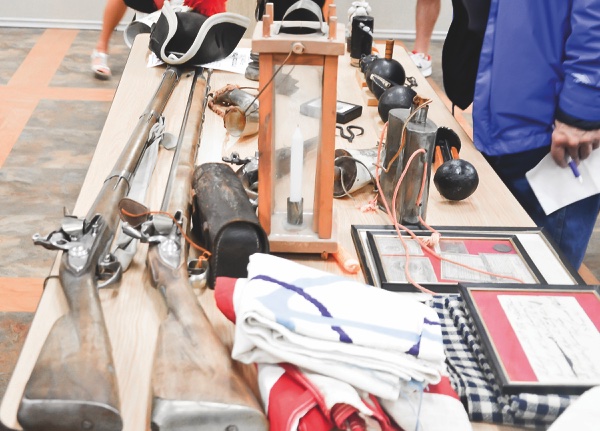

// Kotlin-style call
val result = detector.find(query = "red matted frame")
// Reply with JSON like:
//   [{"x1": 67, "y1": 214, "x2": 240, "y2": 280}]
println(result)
[
  {"x1": 459, "y1": 283, "x2": 600, "y2": 395},
  {"x1": 350, "y1": 225, "x2": 585, "y2": 294}
]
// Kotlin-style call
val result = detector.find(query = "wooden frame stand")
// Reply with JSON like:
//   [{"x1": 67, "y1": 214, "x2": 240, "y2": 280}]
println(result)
[{"x1": 253, "y1": 3, "x2": 345, "y2": 254}]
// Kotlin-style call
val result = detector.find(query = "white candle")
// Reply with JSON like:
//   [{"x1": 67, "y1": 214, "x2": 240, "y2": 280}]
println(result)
[{"x1": 289, "y1": 126, "x2": 304, "y2": 202}]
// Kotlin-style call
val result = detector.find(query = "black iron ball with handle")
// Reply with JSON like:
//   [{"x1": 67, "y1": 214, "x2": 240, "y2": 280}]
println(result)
[
  {"x1": 432, "y1": 127, "x2": 479, "y2": 201},
  {"x1": 434, "y1": 159, "x2": 479, "y2": 201}
]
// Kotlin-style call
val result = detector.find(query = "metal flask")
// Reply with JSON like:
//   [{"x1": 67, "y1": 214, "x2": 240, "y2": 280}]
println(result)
[
  {"x1": 379, "y1": 101, "x2": 437, "y2": 225},
  {"x1": 333, "y1": 147, "x2": 378, "y2": 197}
]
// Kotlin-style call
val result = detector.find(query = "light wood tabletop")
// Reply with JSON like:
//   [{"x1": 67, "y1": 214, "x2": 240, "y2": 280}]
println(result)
[{"x1": 1, "y1": 35, "x2": 535, "y2": 431}]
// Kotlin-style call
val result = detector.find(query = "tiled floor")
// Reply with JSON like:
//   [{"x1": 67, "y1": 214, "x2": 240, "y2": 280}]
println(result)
[
  {"x1": 0, "y1": 27, "x2": 128, "y2": 400},
  {"x1": 0, "y1": 29, "x2": 599, "y2": 301}
]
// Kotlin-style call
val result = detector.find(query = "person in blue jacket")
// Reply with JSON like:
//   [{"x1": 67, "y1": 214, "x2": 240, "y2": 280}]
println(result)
[{"x1": 472, "y1": 0, "x2": 600, "y2": 269}]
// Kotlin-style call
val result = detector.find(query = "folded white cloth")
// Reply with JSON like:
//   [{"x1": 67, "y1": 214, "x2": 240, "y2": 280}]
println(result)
[
  {"x1": 231, "y1": 253, "x2": 445, "y2": 400},
  {"x1": 379, "y1": 379, "x2": 472, "y2": 431}
]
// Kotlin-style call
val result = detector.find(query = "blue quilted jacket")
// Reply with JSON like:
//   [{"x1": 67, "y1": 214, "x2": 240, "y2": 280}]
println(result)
[{"x1": 473, "y1": 0, "x2": 600, "y2": 156}]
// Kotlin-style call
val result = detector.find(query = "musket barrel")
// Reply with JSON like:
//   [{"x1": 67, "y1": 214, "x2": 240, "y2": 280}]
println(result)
[
  {"x1": 161, "y1": 68, "x2": 206, "y2": 216},
  {"x1": 89, "y1": 66, "x2": 181, "y2": 221}
]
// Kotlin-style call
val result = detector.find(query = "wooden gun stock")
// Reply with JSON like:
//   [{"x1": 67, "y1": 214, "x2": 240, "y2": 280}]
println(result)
[
  {"x1": 149, "y1": 251, "x2": 267, "y2": 431},
  {"x1": 146, "y1": 70, "x2": 267, "y2": 431},
  {"x1": 17, "y1": 67, "x2": 181, "y2": 431}
]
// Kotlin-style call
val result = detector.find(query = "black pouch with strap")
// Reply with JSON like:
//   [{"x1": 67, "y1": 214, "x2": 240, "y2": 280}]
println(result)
[{"x1": 192, "y1": 163, "x2": 269, "y2": 288}]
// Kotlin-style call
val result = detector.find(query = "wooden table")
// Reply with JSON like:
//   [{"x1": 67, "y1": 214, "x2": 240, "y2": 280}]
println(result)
[{"x1": 1, "y1": 35, "x2": 533, "y2": 431}]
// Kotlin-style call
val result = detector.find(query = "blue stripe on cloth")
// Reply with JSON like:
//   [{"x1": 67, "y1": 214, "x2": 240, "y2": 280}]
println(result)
[
  {"x1": 253, "y1": 274, "x2": 353, "y2": 343},
  {"x1": 407, "y1": 338, "x2": 421, "y2": 356},
  {"x1": 256, "y1": 288, "x2": 430, "y2": 349}
]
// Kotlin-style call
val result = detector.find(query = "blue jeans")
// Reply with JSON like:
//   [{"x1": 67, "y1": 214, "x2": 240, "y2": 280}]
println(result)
[{"x1": 484, "y1": 147, "x2": 600, "y2": 270}]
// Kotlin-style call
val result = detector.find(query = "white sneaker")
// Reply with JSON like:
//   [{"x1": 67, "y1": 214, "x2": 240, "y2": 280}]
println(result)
[{"x1": 410, "y1": 51, "x2": 432, "y2": 77}]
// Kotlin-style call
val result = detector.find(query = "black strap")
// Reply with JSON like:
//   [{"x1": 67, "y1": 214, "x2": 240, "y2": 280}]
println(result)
[{"x1": 441, "y1": 0, "x2": 490, "y2": 110}]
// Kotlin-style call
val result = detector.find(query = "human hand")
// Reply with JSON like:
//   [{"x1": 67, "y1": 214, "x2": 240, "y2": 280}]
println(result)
[{"x1": 550, "y1": 120, "x2": 600, "y2": 167}]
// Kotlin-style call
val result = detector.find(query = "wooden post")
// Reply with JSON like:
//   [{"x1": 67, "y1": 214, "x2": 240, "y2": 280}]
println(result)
[
  {"x1": 262, "y1": 14, "x2": 271, "y2": 38},
  {"x1": 257, "y1": 51, "x2": 274, "y2": 235},
  {"x1": 313, "y1": 55, "x2": 338, "y2": 239},
  {"x1": 265, "y1": 2, "x2": 274, "y2": 19},
  {"x1": 323, "y1": 0, "x2": 334, "y2": 20},
  {"x1": 329, "y1": 16, "x2": 337, "y2": 40}
]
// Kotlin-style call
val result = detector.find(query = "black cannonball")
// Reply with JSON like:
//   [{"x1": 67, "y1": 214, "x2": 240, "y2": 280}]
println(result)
[
  {"x1": 433, "y1": 159, "x2": 479, "y2": 201},
  {"x1": 369, "y1": 74, "x2": 394, "y2": 100},
  {"x1": 378, "y1": 85, "x2": 417, "y2": 122},
  {"x1": 365, "y1": 58, "x2": 405, "y2": 95}
]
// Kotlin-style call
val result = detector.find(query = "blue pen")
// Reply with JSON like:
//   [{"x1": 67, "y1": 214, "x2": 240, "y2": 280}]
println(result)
[{"x1": 566, "y1": 156, "x2": 583, "y2": 183}]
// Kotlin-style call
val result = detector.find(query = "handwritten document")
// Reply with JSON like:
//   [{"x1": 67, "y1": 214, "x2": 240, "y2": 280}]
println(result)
[{"x1": 499, "y1": 295, "x2": 600, "y2": 383}]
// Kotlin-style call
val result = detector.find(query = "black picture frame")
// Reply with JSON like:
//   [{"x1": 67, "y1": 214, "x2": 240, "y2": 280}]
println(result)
[
  {"x1": 458, "y1": 283, "x2": 600, "y2": 395},
  {"x1": 350, "y1": 225, "x2": 585, "y2": 293}
]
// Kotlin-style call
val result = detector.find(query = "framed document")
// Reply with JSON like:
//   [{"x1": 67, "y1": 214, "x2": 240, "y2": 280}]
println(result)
[
  {"x1": 459, "y1": 283, "x2": 600, "y2": 395},
  {"x1": 351, "y1": 225, "x2": 584, "y2": 293}
]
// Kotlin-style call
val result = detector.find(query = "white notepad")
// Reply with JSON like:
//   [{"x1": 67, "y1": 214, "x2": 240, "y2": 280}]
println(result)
[{"x1": 526, "y1": 149, "x2": 600, "y2": 215}]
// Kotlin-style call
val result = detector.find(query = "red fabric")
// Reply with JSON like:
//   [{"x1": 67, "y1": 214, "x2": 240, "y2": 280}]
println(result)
[
  {"x1": 153, "y1": 0, "x2": 226, "y2": 16},
  {"x1": 331, "y1": 404, "x2": 366, "y2": 431},
  {"x1": 267, "y1": 366, "x2": 331, "y2": 431},
  {"x1": 297, "y1": 408, "x2": 330, "y2": 431},
  {"x1": 184, "y1": 0, "x2": 227, "y2": 15},
  {"x1": 281, "y1": 364, "x2": 401, "y2": 431},
  {"x1": 214, "y1": 276, "x2": 237, "y2": 322},
  {"x1": 364, "y1": 395, "x2": 402, "y2": 431},
  {"x1": 280, "y1": 364, "x2": 331, "y2": 416},
  {"x1": 425, "y1": 376, "x2": 460, "y2": 400}
]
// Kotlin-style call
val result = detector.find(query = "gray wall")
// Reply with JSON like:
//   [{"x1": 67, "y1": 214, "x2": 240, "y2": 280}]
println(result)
[
  {"x1": 334, "y1": 0, "x2": 451, "y2": 40},
  {"x1": 0, "y1": 1, "x2": 133, "y2": 29},
  {"x1": 0, "y1": 0, "x2": 451, "y2": 39}
]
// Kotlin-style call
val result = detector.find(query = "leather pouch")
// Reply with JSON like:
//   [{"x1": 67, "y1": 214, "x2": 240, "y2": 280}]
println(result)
[{"x1": 192, "y1": 163, "x2": 269, "y2": 288}]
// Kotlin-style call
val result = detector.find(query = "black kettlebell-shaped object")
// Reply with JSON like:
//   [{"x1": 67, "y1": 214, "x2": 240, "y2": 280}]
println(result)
[
  {"x1": 434, "y1": 159, "x2": 479, "y2": 201},
  {"x1": 432, "y1": 127, "x2": 479, "y2": 201},
  {"x1": 365, "y1": 40, "x2": 405, "y2": 95},
  {"x1": 378, "y1": 76, "x2": 418, "y2": 122}
]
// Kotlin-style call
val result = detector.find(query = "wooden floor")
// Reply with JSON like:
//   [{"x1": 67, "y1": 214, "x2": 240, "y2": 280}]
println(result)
[{"x1": 0, "y1": 27, "x2": 599, "y2": 314}]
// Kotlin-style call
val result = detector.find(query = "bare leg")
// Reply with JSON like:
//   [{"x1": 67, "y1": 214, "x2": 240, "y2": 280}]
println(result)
[
  {"x1": 92, "y1": 0, "x2": 127, "y2": 79},
  {"x1": 96, "y1": 0, "x2": 128, "y2": 54},
  {"x1": 413, "y1": 0, "x2": 440, "y2": 55}
]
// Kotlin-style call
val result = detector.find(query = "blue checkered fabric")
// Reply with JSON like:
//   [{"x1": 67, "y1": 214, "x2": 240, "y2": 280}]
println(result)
[{"x1": 431, "y1": 295, "x2": 576, "y2": 429}]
